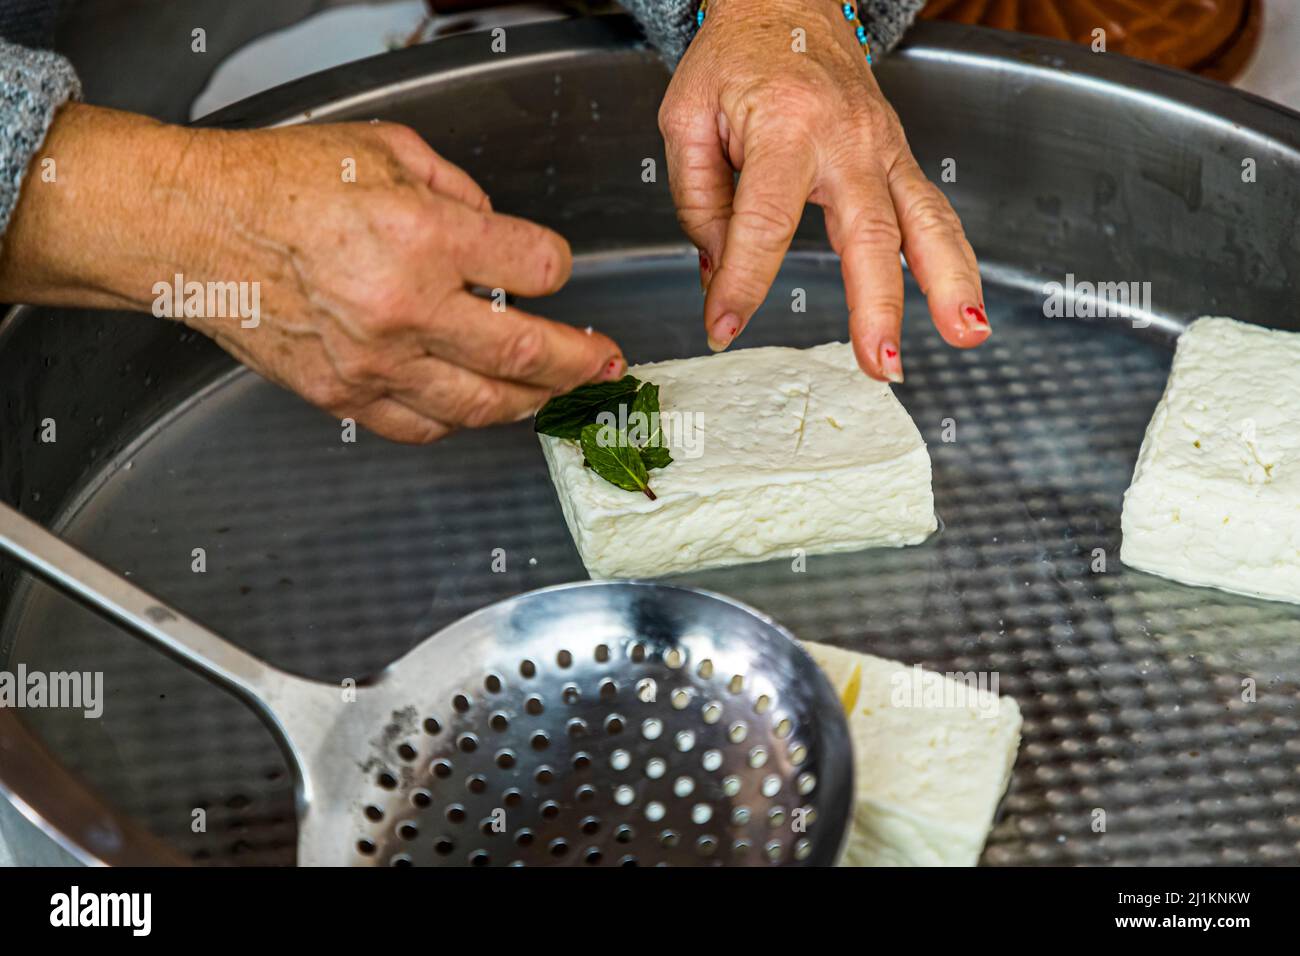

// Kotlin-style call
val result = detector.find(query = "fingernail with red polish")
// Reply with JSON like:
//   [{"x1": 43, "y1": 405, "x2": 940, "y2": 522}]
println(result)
[
  {"x1": 879, "y1": 341, "x2": 904, "y2": 383},
  {"x1": 599, "y1": 355, "x2": 626, "y2": 380},
  {"x1": 708, "y1": 313, "x2": 741, "y2": 352},
  {"x1": 698, "y1": 250, "x2": 712, "y2": 294},
  {"x1": 962, "y1": 303, "x2": 991, "y2": 335}
]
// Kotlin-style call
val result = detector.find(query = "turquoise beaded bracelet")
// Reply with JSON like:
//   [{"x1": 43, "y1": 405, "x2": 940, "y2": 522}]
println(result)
[{"x1": 696, "y1": 0, "x2": 873, "y2": 64}]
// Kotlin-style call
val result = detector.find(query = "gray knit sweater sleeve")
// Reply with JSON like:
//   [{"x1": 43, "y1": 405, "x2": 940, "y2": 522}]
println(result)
[
  {"x1": 0, "y1": 36, "x2": 78, "y2": 235},
  {"x1": 622, "y1": 0, "x2": 927, "y2": 66}
]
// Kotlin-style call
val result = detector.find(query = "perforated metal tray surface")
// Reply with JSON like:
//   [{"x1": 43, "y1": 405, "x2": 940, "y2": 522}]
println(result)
[{"x1": 4, "y1": 251, "x2": 1299, "y2": 866}]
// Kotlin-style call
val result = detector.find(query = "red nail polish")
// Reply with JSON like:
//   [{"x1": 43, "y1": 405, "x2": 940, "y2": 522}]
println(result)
[
  {"x1": 878, "y1": 340, "x2": 904, "y2": 383},
  {"x1": 601, "y1": 356, "x2": 625, "y2": 380},
  {"x1": 698, "y1": 250, "x2": 711, "y2": 274},
  {"x1": 709, "y1": 313, "x2": 741, "y2": 352},
  {"x1": 962, "y1": 303, "x2": 990, "y2": 336}
]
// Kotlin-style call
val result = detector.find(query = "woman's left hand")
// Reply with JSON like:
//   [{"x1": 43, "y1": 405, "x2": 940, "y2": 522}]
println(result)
[{"x1": 658, "y1": 0, "x2": 989, "y2": 382}]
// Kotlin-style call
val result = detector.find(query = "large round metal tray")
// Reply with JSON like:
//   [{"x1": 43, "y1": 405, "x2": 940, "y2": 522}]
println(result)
[{"x1": 2, "y1": 16, "x2": 1298, "y2": 865}]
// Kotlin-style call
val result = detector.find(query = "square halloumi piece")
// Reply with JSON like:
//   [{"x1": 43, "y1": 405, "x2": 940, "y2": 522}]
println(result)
[
  {"x1": 1121, "y1": 317, "x2": 1300, "y2": 604},
  {"x1": 803, "y1": 641, "x2": 1022, "y2": 867},
  {"x1": 538, "y1": 342, "x2": 937, "y2": 578}
]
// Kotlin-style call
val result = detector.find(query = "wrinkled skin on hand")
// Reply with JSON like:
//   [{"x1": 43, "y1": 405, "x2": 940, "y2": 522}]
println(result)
[
  {"x1": 658, "y1": 0, "x2": 989, "y2": 382},
  {"x1": 184, "y1": 121, "x2": 626, "y2": 443},
  {"x1": 0, "y1": 106, "x2": 626, "y2": 444}
]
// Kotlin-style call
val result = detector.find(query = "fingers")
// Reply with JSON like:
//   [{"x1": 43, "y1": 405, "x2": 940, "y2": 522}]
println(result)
[
  {"x1": 352, "y1": 397, "x2": 453, "y2": 445},
  {"x1": 426, "y1": 156, "x2": 491, "y2": 212},
  {"x1": 887, "y1": 153, "x2": 987, "y2": 349},
  {"x1": 376, "y1": 123, "x2": 491, "y2": 211},
  {"x1": 703, "y1": 135, "x2": 816, "y2": 351},
  {"x1": 659, "y1": 106, "x2": 735, "y2": 289},
  {"x1": 439, "y1": 198, "x2": 573, "y2": 298},
  {"x1": 377, "y1": 129, "x2": 571, "y2": 299},
  {"x1": 421, "y1": 291, "x2": 625, "y2": 391},
  {"x1": 822, "y1": 169, "x2": 907, "y2": 383},
  {"x1": 389, "y1": 353, "x2": 556, "y2": 430}
]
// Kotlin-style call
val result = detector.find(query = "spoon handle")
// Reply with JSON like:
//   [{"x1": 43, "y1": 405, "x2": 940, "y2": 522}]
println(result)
[{"x1": 0, "y1": 500, "x2": 287, "y2": 706}]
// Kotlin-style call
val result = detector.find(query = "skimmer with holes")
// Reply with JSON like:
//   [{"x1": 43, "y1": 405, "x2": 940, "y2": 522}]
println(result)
[{"x1": 0, "y1": 502, "x2": 852, "y2": 866}]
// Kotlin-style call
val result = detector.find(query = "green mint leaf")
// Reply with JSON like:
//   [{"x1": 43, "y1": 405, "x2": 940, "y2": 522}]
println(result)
[
  {"x1": 534, "y1": 376, "x2": 640, "y2": 439},
  {"x1": 629, "y1": 381, "x2": 658, "y2": 430},
  {"x1": 579, "y1": 423, "x2": 656, "y2": 500},
  {"x1": 630, "y1": 382, "x2": 673, "y2": 469},
  {"x1": 640, "y1": 445, "x2": 673, "y2": 470}
]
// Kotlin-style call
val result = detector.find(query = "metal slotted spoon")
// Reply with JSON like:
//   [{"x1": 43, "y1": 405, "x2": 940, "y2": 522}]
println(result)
[{"x1": 0, "y1": 502, "x2": 853, "y2": 866}]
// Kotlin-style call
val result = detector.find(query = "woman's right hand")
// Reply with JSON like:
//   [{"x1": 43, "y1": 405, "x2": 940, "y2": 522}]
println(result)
[{"x1": 0, "y1": 104, "x2": 626, "y2": 443}]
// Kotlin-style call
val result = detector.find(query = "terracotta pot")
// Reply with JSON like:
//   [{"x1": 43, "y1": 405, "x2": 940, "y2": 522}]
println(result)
[{"x1": 920, "y1": 0, "x2": 1262, "y2": 81}]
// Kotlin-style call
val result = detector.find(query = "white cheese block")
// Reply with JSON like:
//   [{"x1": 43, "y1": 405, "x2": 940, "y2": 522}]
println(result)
[
  {"x1": 1120, "y1": 316, "x2": 1300, "y2": 604},
  {"x1": 538, "y1": 342, "x2": 938, "y2": 578},
  {"x1": 803, "y1": 641, "x2": 1022, "y2": 867}
]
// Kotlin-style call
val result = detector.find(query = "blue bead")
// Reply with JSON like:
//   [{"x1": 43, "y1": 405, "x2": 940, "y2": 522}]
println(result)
[
  {"x1": 856, "y1": 25, "x2": 866, "y2": 40},
  {"x1": 843, "y1": 4, "x2": 855, "y2": 20},
  {"x1": 697, "y1": 9, "x2": 704, "y2": 25}
]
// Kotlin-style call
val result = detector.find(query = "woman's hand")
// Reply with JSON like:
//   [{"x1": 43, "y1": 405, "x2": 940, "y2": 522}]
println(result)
[
  {"x1": 0, "y1": 104, "x2": 625, "y2": 443},
  {"x1": 658, "y1": 0, "x2": 988, "y2": 382}
]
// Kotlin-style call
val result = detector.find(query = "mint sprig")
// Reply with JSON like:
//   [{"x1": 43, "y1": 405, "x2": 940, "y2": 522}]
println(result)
[
  {"x1": 533, "y1": 375, "x2": 640, "y2": 440},
  {"x1": 580, "y1": 424, "x2": 655, "y2": 500},
  {"x1": 631, "y1": 382, "x2": 673, "y2": 470},
  {"x1": 536, "y1": 374, "x2": 674, "y2": 497}
]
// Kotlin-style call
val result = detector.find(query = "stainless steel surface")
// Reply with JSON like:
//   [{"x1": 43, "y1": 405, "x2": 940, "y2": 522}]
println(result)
[
  {"x1": 0, "y1": 504, "x2": 851, "y2": 866},
  {"x1": 2, "y1": 16, "x2": 1299, "y2": 865},
  {"x1": 0, "y1": 503, "x2": 296, "y2": 706}
]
